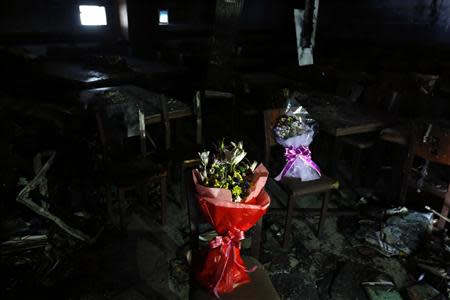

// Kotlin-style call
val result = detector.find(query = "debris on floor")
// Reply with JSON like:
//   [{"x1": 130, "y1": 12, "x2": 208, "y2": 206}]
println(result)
[{"x1": 357, "y1": 211, "x2": 433, "y2": 257}]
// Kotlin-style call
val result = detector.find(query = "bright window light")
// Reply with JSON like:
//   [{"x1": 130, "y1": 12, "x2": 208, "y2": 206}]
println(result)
[
  {"x1": 79, "y1": 5, "x2": 107, "y2": 26},
  {"x1": 159, "y1": 9, "x2": 169, "y2": 25}
]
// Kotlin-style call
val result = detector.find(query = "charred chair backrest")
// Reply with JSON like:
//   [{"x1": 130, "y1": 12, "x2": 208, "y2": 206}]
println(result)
[
  {"x1": 96, "y1": 95, "x2": 170, "y2": 162},
  {"x1": 96, "y1": 103, "x2": 139, "y2": 162}
]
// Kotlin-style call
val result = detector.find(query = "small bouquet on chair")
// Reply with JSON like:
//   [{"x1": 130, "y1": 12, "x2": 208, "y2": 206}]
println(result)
[
  {"x1": 273, "y1": 98, "x2": 321, "y2": 181},
  {"x1": 192, "y1": 141, "x2": 270, "y2": 297}
]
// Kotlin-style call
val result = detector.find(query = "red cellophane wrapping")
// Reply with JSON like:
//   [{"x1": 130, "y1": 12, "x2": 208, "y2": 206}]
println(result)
[{"x1": 192, "y1": 164, "x2": 270, "y2": 297}]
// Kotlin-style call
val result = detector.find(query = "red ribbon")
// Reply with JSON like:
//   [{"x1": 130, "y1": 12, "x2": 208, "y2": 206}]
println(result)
[{"x1": 209, "y1": 229, "x2": 256, "y2": 298}]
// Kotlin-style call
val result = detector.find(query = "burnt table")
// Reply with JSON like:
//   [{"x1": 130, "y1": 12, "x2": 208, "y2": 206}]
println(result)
[
  {"x1": 79, "y1": 85, "x2": 196, "y2": 148},
  {"x1": 125, "y1": 57, "x2": 188, "y2": 93},
  {"x1": 41, "y1": 61, "x2": 138, "y2": 89},
  {"x1": 299, "y1": 94, "x2": 393, "y2": 176},
  {"x1": 301, "y1": 94, "x2": 390, "y2": 137}
]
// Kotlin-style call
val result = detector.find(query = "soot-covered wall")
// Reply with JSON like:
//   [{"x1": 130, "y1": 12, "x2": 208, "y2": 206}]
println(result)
[
  {"x1": 316, "y1": 0, "x2": 450, "y2": 70},
  {"x1": 128, "y1": 0, "x2": 450, "y2": 68},
  {"x1": 2, "y1": 0, "x2": 450, "y2": 67},
  {"x1": 319, "y1": 0, "x2": 450, "y2": 47}
]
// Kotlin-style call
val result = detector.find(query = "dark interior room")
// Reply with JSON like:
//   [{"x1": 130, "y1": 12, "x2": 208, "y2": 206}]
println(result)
[{"x1": 1, "y1": 0, "x2": 450, "y2": 299}]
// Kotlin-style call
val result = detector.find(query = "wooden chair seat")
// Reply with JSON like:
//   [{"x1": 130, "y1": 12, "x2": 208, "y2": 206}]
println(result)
[
  {"x1": 204, "y1": 90, "x2": 235, "y2": 99},
  {"x1": 380, "y1": 126, "x2": 408, "y2": 145},
  {"x1": 191, "y1": 256, "x2": 280, "y2": 300},
  {"x1": 281, "y1": 175, "x2": 339, "y2": 197},
  {"x1": 341, "y1": 135, "x2": 376, "y2": 150}
]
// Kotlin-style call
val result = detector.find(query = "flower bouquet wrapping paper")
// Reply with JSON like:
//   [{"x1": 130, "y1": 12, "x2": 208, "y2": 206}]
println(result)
[
  {"x1": 273, "y1": 99, "x2": 321, "y2": 182},
  {"x1": 192, "y1": 141, "x2": 270, "y2": 297}
]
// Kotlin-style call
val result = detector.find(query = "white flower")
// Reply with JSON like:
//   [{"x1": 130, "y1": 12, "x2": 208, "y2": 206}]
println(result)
[
  {"x1": 198, "y1": 151, "x2": 210, "y2": 167},
  {"x1": 230, "y1": 146, "x2": 247, "y2": 166},
  {"x1": 199, "y1": 169, "x2": 207, "y2": 182},
  {"x1": 223, "y1": 141, "x2": 247, "y2": 166}
]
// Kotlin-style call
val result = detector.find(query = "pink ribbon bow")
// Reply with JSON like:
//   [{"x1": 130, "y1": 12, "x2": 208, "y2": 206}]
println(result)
[{"x1": 275, "y1": 145, "x2": 321, "y2": 181}]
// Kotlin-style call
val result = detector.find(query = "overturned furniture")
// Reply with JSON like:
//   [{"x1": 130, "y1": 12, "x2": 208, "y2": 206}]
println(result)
[{"x1": 16, "y1": 151, "x2": 95, "y2": 243}]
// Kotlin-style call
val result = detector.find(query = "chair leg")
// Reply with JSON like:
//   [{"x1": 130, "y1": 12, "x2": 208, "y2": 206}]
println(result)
[
  {"x1": 118, "y1": 188, "x2": 126, "y2": 232},
  {"x1": 282, "y1": 195, "x2": 295, "y2": 249},
  {"x1": 317, "y1": 191, "x2": 330, "y2": 238},
  {"x1": 399, "y1": 145, "x2": 414, "y2": 205},
  {"x1": 141, "y1": 183, "x2": 148, "y2": 204},
  {"x1": 437, "y1": 183, "x2": 450, "y2": 230},
  {"x1": 352, "y1": 149, "x2": 362, "y2": 187},
  {"x1": 160, "y1": 175, "x2": 167, "y2": 226},
  {"x1": 106, "y1": 184, "x2": 115, "y2": 226},
  {"x1": 330, "y1": 137, "x2": 343, "y2": 177},
  {"x1": 180, "y1": 165, "x2": 187, "y2": 210},
  {"x1": 366, "y1": 139, "x2": 383, "y2": 187}
]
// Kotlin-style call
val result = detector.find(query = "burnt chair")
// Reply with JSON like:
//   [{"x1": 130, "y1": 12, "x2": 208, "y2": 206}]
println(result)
[
  {"x1": 340, "y1": 89, "x2": 400, "y2": 187},
  {"x1": 346, "y1": 73, "x2": 436, "y2": 189},
  {"x1": 399, "y1": 122, "x2": 450, "y2": 230},
  {"x1": 193, "y1": 89, "x2": 236, "y2": 144},
  {"x1": 182, "y1": 159, "x2": 280, "y2": 300},
  {"x1": 96, "y1": 101, "x2": 168, "y2": 230},
  {"x1": 263, "y1": 108, "x2": 339, "y2": 249}
]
